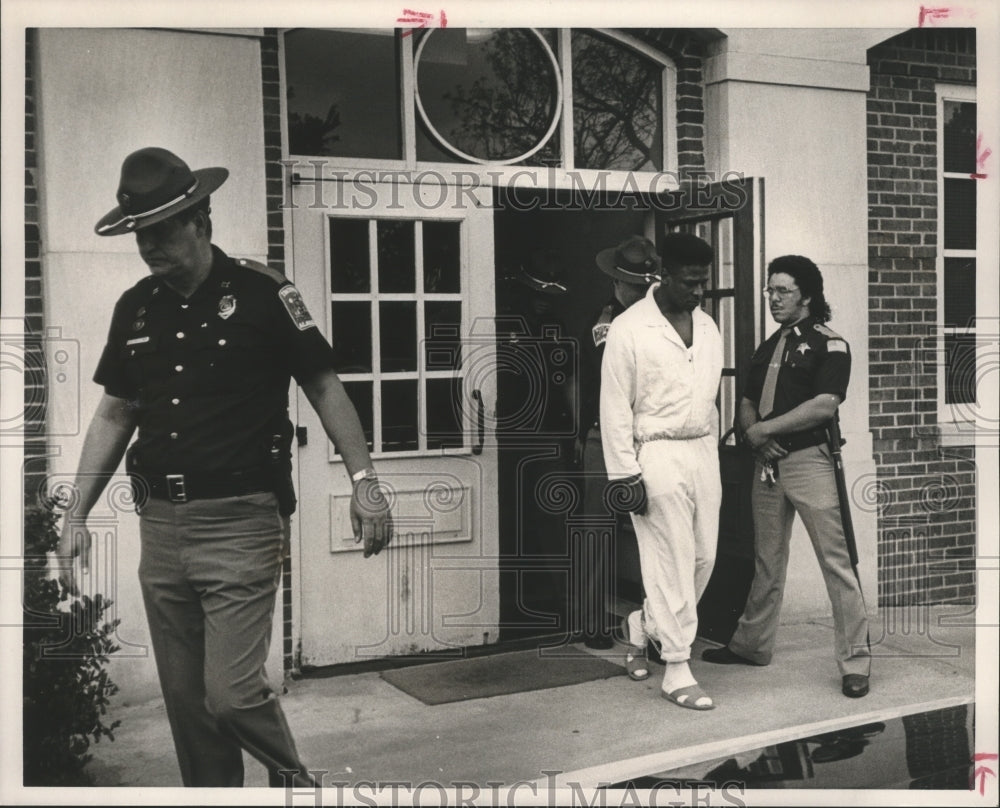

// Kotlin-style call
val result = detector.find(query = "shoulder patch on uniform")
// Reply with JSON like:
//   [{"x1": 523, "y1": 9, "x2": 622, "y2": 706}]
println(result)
[
  {"x1": 278, "y1": 284, "x2": 317, "y2": 331},
  {"x1": 236, "y1": 257, "x2": 287, "y2": 285},
  {"x1": 812, "y1": 323, "x2": 843, "y2": 340},
  {"x1": 592, "y1": 323, "x2": 611, "y2": 347},
  {"x1": 827, "y1": 339, "x2": 848, "y2": 353}
]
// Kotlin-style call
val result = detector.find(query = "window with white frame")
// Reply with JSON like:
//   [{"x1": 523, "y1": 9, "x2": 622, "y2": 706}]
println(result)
[
  {"x1": 936, "y1": 84, "x2": 977, "y2": 425},
  {"x1": 327, "y1": 216, "x2": 466, "y2": 455},
  {"x1": 282, "y1": 28, "x2": 676, "y2": 172}
]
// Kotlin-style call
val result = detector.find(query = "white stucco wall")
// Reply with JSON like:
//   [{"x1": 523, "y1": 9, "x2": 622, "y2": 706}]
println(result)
[
  {"x1": 704, "y1": 30, "x2": 886, "y2": 623},
  {"x1": 36, "y1": 28, "x2": 269, "y2": 702}
]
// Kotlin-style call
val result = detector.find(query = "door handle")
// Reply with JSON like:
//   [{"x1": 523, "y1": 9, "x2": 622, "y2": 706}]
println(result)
[{"x1": 471, "y1": 389, "x2": 485, "y2": 455}]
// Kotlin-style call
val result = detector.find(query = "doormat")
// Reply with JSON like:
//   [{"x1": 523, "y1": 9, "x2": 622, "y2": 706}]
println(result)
[{"x1": 380, "y1": 646, "x2": 624, "y2": 705}]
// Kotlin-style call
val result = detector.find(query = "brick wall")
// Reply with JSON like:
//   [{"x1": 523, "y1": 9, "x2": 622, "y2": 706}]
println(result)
[
  {"x1": 24, "y1": 29, "x2": 48, "y2": 507},
  {"x1": 259, "y1": 29, "x2": 295, "y2": 670},
  {"x1": 866, "y1": 28, "x2": 976, "y2": 605},
  {"x1": 261, "y1": 30, "x2": 286, "y2": 274}
]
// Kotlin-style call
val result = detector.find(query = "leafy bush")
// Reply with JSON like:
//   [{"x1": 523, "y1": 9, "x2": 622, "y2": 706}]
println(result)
[{"x1": 22, "y1": 504, "x2": 121, "y2": 786}]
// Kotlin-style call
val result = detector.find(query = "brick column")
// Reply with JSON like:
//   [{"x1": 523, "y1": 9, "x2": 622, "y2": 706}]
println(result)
[
  {"x1": 866, "y1": 28, "x2": 977, "y2": 605},
  {"x1": 24, "y1": 28, "x2": 48, "y2": 507}
]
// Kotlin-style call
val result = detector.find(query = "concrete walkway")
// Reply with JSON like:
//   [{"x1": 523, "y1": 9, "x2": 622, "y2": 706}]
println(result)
[{"x1": 85, "y1": 606, "x2": 977, "y2": 797}]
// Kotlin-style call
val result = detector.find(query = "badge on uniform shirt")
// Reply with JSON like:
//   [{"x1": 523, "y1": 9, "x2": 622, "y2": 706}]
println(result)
[
  {"x1": 218, "y1": 295, "x2": 237, "y2": 320},
  {"x1": 796, "y1": 343, "x2": 810, "y2": 354},
  {"x1": 592, "y1": 323, "x2": 610, "y2": 347},
  {"x1": 132, "y1": 319, "x2": 145, "y2": 331},
  {"x1": 278, "y1": 285, "x2": 316, "y2": 331}
]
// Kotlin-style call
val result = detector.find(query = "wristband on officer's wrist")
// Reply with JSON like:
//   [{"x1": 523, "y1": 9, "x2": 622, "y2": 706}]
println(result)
[{"x1": 351, "y1": 468, "x2": 378, "y2": 484}]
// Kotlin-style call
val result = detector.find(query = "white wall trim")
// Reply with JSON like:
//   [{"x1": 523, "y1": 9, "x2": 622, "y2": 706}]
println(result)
[{"x1": 705, "y1": 51, "x2": 870, "y2": 92}]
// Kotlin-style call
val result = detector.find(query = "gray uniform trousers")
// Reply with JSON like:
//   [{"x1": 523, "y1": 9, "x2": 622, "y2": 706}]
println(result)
[
  {"x1": 138, "y1": 492, "x2": 313, "y2": 787},
  {"x1": 728, "y1": 444, "x2": 871, "y2": 677}
]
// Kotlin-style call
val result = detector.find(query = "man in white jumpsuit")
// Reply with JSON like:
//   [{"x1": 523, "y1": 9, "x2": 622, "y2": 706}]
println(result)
[{"x1": 600, "y1": 232, "x2": 722, "y2": 710}]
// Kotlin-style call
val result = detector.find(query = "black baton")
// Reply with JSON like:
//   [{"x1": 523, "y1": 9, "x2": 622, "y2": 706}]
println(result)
[{"x1": 826, "y1": 412, "x2": 859, "y2": 569}]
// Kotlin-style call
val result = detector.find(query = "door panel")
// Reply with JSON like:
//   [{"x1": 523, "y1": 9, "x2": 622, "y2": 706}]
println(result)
[{"x1": 289, "y1": 179, "x2": 499, "y2": 668}]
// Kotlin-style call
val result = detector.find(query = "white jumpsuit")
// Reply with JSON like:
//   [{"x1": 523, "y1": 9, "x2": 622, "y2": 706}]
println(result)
[{"x1": 600, "y1": 285, "x2": 724, "y2": 662}]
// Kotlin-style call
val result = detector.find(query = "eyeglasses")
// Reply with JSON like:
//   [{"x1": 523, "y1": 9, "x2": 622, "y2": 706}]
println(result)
[{"x1": 763, "y1": 285, "x2": 799, "y2": 299}]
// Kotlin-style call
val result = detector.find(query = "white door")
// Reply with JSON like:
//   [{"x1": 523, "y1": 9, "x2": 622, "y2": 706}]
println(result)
[{"x1": 288, "y1": 178, "x2": 499, "y2": 668}]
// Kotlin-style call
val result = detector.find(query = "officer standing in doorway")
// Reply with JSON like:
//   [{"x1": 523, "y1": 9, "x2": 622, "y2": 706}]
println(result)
[
  {"x1": 496, "y1": 249, "x2": 578, "y2": 629},
  {"x1": 702, "y1": 255, "x2": 871, "y2": 698},
  {"x1": 575, "y1": 236, "x2": 661, "y2": 649}
]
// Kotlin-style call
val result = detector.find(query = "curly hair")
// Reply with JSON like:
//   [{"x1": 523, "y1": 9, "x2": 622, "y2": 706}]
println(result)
[{"x1": 767, "y1": 254, "x2": 832, "y2": 323}]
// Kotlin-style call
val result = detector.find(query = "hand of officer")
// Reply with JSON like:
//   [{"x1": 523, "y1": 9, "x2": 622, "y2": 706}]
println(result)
[
  {"x1": 56, "y1": 517, "x2": 92, "y2": 596},
  {"x1": 606, "y1": 474, "x2": 648, "y2": 517},
  {"x1": 757, "y1": 438, "x2": 789, "y2": 463},
  {"x1": 350, "y1": 476, "x2": 393, "y2": 558}
]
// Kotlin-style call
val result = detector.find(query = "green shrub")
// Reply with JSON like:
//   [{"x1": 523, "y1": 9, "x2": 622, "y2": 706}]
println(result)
[{"x1": 22, "y1": 504, "x2": 121, "y2": 786}]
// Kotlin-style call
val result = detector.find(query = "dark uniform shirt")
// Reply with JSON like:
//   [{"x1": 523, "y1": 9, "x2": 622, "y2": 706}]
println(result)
[
  {"x1": 577, "y1": 296, "x2": 626, "y2": 441},
  {"x1": 743, "y1": 316, "x2": 851, "y2": 447},
  {"x1": 95, "y1": 245, "x2": 336, "y2": 474}
]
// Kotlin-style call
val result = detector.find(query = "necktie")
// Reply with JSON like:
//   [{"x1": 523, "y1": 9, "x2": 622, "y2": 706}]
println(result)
[{"x1": 758, "y1": 328, "x2": 791, "y2": 418}]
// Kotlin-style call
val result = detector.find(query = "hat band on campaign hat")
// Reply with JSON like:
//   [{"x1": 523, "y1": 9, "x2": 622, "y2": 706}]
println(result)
[
  {"x1": 521, "y1": 269, "x2": 567, "y2": 293},
  {"x1": 595, "y1": 236, "x2": 661, "y2": 284},
  {"x1": 95, "y1": 178, "x2": 201, "y2": 235},
  {"x1": 614, "y1": 263, "x2": 660, "y2": 284}
]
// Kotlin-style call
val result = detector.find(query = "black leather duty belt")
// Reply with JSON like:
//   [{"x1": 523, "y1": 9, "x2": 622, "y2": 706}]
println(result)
[
  {"x1": 776, "y1": 429, "x2": 828, "y2": 453},
  {"x1": 133, "y1": 469, "x2": 272, "y2": 503}
]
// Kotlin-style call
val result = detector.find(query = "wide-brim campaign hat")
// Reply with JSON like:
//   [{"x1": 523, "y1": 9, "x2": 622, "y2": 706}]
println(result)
[
  {"x1": 95, "y1": 147, "x2": 229, "y2": 236},
  {"x1": 595, "y1": 236, "x2": 662, "y2": 285},
  {"x1": 506, "y1": 248, "x2": 569, "y2": 295}
]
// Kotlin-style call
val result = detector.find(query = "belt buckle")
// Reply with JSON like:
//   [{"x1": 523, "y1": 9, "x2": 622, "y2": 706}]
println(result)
[{"x1": 166, "y1": 474, "x2": 187, "y2": 503}]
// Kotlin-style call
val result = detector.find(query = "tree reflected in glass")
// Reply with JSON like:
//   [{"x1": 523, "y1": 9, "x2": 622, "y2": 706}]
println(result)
[
  {"x1": 572, "y1": 31, "x2": 663, "y2": 171},
  {"x1": 287, "y1": 88, "x2": 342, "y2": 156},
  {"x1": 419, "y1": 29, "x2": 664, "y2": 170},
  {"x1": 418, "y1": 29, "x2": 560, "y2": 165}
]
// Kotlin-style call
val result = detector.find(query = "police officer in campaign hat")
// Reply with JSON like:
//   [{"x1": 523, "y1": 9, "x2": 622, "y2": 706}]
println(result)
[
  {"x1": 702, "y1": 255, "x2": 871, "y2": 698},
  {"x1": 575, "y1": 236, "x2": 661, "y2": 649},
  {"x1": 57, "y1": 147, "x2": 393, "y2": 787},
  {"x1": 496, "y1": 248, "x2": 579, "y2": 629}
]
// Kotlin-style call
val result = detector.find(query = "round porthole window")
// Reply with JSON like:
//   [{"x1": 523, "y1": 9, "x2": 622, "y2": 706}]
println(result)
[{"x1": 414, "y1": 28, "x2": 563, "y2": 165}]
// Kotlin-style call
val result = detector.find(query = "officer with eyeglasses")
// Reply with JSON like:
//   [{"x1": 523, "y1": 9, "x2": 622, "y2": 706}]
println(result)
[{"x1": 702, "y1": 255, "x2": 871, "y2": 699}]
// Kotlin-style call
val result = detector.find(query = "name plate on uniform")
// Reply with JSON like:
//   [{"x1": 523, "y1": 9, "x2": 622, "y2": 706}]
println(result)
[{"x1": 327, "y1": 479, "x2": 472, "y2": 553}]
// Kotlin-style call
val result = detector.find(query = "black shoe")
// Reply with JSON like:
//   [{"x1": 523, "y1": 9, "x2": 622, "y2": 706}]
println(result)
[
  {"x1": 842, "y1": 674, "x2": 869, "y2": 698},
  {"x1": 584, "y1": 633, "x2": 615, "y2": 650},
  {"x1": 701, "y1": 646, "x2": 764, "y2": 666}
]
